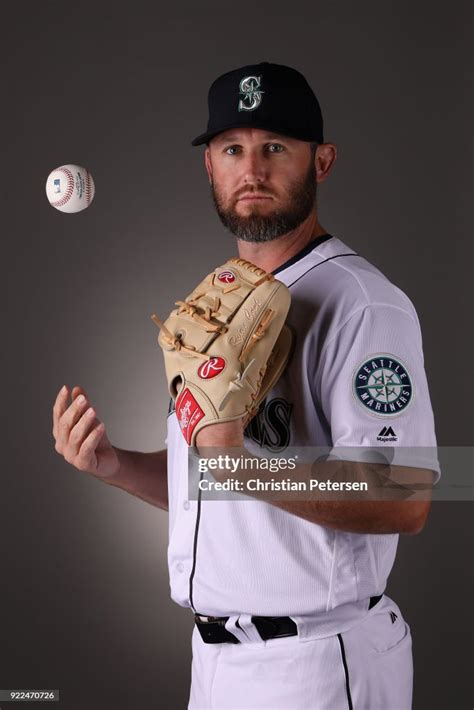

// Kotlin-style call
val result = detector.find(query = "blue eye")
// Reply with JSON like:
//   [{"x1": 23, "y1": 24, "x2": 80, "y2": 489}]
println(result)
[{"x1": 223, "y1": 143, "x2": 284, "y2": 155}]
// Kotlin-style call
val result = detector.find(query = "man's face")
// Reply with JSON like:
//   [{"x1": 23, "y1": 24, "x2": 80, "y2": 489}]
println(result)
[{"x1": 206, "y1": 128, "x2": 317, "y2": 243}]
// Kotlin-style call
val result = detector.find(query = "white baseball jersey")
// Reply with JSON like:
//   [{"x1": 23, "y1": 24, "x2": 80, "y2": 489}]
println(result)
[{"x1": 165, "y1": 234, "x2": 440, "y2": 640}]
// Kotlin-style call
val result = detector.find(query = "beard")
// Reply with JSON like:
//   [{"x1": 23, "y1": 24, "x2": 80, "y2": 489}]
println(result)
[{"x1": 210, "y1": 158, "x2": 317, "y2": 243}]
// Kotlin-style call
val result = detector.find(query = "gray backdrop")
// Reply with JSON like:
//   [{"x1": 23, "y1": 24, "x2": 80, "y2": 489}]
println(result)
[{"x1": 2, "y1": 2, "x2": 472, "y2": 709}]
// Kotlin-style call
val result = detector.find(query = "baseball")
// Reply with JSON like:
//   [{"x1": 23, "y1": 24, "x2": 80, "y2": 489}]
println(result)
[{"x1": 45, "y1": 164, "x2": 95, "y2": 213}]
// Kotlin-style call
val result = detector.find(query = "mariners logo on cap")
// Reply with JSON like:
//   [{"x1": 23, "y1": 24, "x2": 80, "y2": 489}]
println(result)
[
  {"x1": 352, "y1": 354, "x2": 413, "y2": 416},
  {"x1": 238, "y1": 75, "x2": 264, "y2": 112}
]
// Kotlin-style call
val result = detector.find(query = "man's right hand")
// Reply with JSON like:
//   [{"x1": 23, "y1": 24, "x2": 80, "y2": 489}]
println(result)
[{"x1": 52, "y1": 385, "x2": 120, "y2": 479}]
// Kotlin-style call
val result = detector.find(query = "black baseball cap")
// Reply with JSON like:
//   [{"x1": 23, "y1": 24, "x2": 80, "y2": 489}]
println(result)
[{"x1": 191, "y1": 61, "x2": 324, "y2": 147}]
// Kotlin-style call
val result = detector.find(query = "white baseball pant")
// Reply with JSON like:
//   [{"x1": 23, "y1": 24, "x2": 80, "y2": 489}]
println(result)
[{"x1": 188, "y1": 597, "x2": 413, "y2": 709}]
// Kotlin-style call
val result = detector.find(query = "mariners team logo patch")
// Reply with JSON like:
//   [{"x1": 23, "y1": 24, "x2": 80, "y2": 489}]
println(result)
[
  {"x1": 352, "y1": 354, "x2": 413, "y2": 416},
  {"x1": 198, "y1": 357, "x2": 226, "y2": 379}
]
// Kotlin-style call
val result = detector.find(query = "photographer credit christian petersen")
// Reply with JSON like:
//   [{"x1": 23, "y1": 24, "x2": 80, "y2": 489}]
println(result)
[{"x1": 53, "y1": 62, "x2": 440, "y2": 709}]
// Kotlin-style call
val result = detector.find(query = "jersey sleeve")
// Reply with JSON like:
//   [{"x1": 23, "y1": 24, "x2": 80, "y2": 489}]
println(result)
[{"x1": 315, "y1": 303, "x2": 441, "y2": 482}]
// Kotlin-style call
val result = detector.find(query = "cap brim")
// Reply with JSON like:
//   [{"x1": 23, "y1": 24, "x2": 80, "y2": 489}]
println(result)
[
  {"x1": 191, "y1": 124, "x2": 248, "y2": 146},
  {"x1": 190, "y1": 131, "x2": 212, "y2": 146},
  {"x1": 191, "y1": 122, "x2": 322, "y2": 147}
]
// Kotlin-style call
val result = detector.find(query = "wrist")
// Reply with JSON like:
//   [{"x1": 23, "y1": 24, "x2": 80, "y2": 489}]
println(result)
[
  {"x1": 195, "y1": 419, "x2": 245, "y2": 453},
  {"x1": 109, "y1": 446, "x2": 133, "y2": 483}
]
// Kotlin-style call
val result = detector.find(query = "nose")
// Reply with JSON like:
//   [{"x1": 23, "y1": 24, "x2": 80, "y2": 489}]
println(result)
[{"x1": 241, "y1": 150, "x2": 269, "y2": 186}]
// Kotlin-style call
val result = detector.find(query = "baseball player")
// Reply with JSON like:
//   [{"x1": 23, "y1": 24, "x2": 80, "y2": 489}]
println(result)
[{"x1": 52, "y1": 62, "x2": 440, "y2": 709}]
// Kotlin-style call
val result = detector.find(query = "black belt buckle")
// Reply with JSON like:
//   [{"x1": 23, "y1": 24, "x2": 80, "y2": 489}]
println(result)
[
  {"x1": 194, "y1": 615, "x2": 240, "y2": 644},
  {"x1": 251, "y1": 616, "x2": 278, "y2": 640},
  {"x1": 252, "y1": 616, "x2": 298, "y2": 641}
]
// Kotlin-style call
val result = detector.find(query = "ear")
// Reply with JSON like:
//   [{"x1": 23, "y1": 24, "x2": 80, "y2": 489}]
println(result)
[
  {"x1": 204, "y1": 147, "x2": 213, "y2": 185},
  {"x1": 315, "y1": 143, "x2": 337, "y2": 183}
]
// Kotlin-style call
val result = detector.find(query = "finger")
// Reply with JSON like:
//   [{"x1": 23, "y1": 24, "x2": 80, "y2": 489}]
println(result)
[
  {"x1": 68, "y1": 406, "x2": 99, "y2": 458},
  {"x1": 71, "y1": 385, "x2": 87, "y2": 402},
  {"x1": 57, "y1": 392, "x2": 91, "y2": 450},
  {"x1": 76, "y1": 421, "x2": 105, "y2": 472},
  {"x1": 53, "y1": 385, "x2": 70, "y2": 440},
  {"x1": 53, "y1": 385, "x2": 88, "y2": 439}
]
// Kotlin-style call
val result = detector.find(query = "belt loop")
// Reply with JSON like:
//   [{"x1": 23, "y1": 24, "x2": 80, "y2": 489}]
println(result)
[
  {"x1": 368, "y1": 594, "x2": 383, "y2": 610},
  {"x1": 224, "y1": 616, "x2": 248, "y2": 643},
  {"x1": 231, "y1": 614, "x2": 263, "y2": 643}
]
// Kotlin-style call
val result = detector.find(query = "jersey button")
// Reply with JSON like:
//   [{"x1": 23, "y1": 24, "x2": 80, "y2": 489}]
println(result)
[
  {"x1": 176, "y1": 562, "x2": 185, "y2": 573},
  {"x1": 183, "y1": 500, "x2": 190, "y2": 510}
]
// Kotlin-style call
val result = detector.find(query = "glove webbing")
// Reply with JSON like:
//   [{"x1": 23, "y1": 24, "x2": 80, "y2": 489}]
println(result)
[{"x1": 150, "y1": 312, "x2": 215, "y2": 361}]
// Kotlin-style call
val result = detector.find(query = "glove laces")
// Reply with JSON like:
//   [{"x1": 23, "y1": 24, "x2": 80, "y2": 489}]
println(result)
[{"x1": 151, "y1": 296, "x2": 227, "y2": 362}]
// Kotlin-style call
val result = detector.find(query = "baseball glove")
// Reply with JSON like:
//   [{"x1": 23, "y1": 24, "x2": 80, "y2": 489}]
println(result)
[{"x1": 151, "y1": 257, "x2": 293, "y2": 446}]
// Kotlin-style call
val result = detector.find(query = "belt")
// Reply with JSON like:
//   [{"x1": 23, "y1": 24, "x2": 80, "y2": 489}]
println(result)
[{"x1": 195, "y1": 594, "x2": 384, "y2": 644}]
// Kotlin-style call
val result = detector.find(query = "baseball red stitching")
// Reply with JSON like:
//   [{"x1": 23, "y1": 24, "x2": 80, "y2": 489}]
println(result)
[
  {"x1": 85, "y1": 170, "x2": 93, "y2": 205},
  {"x1": 50, "y1": 167, "x2": 75, "y2": 207}
]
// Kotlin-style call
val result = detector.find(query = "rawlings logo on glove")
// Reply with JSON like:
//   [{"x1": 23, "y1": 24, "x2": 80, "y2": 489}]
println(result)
[{"x1": 198, "y1": 357, "x2": 226, "y2": 379}]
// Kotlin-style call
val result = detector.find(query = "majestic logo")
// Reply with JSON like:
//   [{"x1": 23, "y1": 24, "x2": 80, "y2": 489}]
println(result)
[
  {"x1": 198, "y1": 357, "x2": 226, "y2": 379},
  {"x1": 238, "y1": 75, "x2": 264, "y2": 112},
  {"x1": 353, "y1": 355, "x2": 413, "y2": 416},
  {"x1": 377, "y1": 426, "x2": 398, "y2": 442},
  {"x1": 217, "y1": 270, "x2": 236, "y2": 284}
]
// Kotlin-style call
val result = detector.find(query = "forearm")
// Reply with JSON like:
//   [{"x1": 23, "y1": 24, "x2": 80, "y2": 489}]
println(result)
[
  {"x1": 195, "y1": 421, "x2": 432, "y2": 534},
  {"x1": 107, "y1": 448, "x2": 169, "y2": 510},
  {"x1": 197, "y1": 444, "x2": 431, "y2": 534},
  {"x1": 255, "y1": 458, "x2": 430, "y2": 534},
  {"x1": 266, "y1": 493, "x2": 425, "y2": 535}
]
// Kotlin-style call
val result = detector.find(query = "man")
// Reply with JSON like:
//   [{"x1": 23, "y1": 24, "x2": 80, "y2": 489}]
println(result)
[{"x1": 53, "y1": 62, "x2": 440, "y2": 709}]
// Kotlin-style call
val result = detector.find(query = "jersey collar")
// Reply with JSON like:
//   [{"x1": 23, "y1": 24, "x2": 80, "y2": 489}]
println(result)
[{"x1": 272, "y1": 233, "x2": 333, "y2": 276}]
